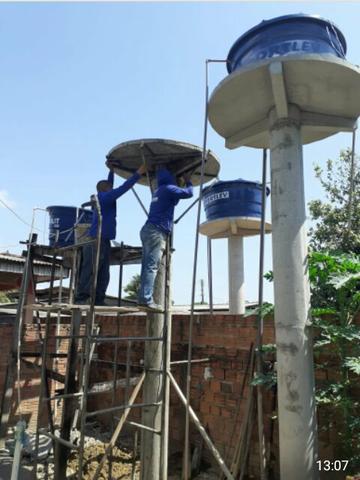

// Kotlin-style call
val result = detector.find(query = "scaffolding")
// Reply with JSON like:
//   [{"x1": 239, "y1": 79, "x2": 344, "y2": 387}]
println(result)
[{"x1": 0, "y1": 137, "x2": 253, "y2": 480}]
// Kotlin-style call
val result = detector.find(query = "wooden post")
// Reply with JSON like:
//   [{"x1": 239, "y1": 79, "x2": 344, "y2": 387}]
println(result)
[{"x1": 54, "y1": 309, "x2": 82, "y2": 480}]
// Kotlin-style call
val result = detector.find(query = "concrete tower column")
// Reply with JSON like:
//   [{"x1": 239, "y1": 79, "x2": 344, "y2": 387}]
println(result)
[
  {"x1": 140, "y1": 254, "x2": 166, "y2": 480},
  {"x1": 228, "y1": 235, "x2": 245, "y2": 314},
  {"x1": 268, "y1": 106, "x2": 318, "y2": 480}
]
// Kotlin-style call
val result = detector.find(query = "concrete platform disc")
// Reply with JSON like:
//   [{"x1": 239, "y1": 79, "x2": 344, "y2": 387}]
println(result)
[
  {"x1": 107, "y1": 138, "x2": 220, "y2": 186},
  {"x1": 208, "y1": 54, "x2": 360, "y2": 149},
  {"x1": 199, "y1": 217, "x2": 272, "y2": 239}
]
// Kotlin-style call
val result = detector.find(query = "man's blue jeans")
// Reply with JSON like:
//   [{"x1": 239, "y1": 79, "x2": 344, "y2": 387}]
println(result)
[
  {"x1": 76, "y1": 238, "x2": 111, "y2": 304},
  {"x1": 138, "y1": 223, "x2": 168, "y2": 305}
]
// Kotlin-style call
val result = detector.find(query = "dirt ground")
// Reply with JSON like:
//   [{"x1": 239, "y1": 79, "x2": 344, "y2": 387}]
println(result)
[{"x1": 0, "y1": 424, "x2": 219, "y2": 480}]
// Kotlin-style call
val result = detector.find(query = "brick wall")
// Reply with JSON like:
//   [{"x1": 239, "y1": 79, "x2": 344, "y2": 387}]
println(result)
[
  {"x1": 89, "y1": 313, "x2": 277, "y2": 478},
  {"x1": 1, "y1": 312, "x2": 347, "y2": 478},
  {"x1": 0, "y1": 318, "x2": 72, "y2": 432}
]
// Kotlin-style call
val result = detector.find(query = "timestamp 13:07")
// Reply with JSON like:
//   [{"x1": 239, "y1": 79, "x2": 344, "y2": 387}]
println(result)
[{"x1": 317, "y1": 460, "x2": 349, "y2": 471}]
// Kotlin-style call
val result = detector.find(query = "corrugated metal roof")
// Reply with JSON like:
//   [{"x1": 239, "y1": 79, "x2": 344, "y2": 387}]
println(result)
[
  {"x1": 0, "y1": 253, "x2": 56, "y2": 266},
  {"x1": 0, "y1": 252, "x2": 69, "y2": 283}
]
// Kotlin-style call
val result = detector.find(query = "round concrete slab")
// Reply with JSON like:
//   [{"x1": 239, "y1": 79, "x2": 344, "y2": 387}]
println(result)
[
  {"x1": 107, "y1": 138, "x2": 220, "y2": 186},
  {"x1": 199, "y1": 217, "x2": 272, "y2": 239},
  {"x1": 208, "y1": 54, "x2": 360, "y2": 149}
]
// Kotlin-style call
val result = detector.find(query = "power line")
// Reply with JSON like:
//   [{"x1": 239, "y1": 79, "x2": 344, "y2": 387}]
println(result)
[{"x1": 0, "y1": 197, "x2": 43, "y2": 233}]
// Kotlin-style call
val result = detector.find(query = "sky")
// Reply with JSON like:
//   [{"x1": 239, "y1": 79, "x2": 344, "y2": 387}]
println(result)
[{"x1": 0, "y1": 1, "x2": 359, "y2": 305}]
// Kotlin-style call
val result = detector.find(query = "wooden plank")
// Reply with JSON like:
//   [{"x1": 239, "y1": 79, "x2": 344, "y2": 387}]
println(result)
[
  {"x1": 54, "y1": 309, "x2": 82, "y2": 480},
  {"x1": 20, "y1": 359, "x2": 66, "y2": 384},
  {"x1": 20, "y1": 352, "x2": 68, "y2": 358}
]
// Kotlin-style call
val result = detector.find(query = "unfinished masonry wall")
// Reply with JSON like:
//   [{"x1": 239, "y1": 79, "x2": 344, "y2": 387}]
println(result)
[
  {"x1": 0, "y1": 318, "x2": 72, "y2": 432},
  {"x1": 89, "y1": 313, "x2": 277, "y2": 477},
  {"x1": 0, "y1": 312, "x2": 349, "y2": 477}
]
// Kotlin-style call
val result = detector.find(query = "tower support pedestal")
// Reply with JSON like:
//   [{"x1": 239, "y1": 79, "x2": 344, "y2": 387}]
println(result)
[
  {"x1": 228, "y1": 236, "x2": 245, "y2": 314},
  {"x1": 269, "y1": 106, "x2": 318, "y2": 480},
  {"x1": 140, "y1": 255, "x2": 166, "y2": 480}
]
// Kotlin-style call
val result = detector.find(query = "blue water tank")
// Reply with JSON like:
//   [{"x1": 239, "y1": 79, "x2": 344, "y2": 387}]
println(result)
[
  {"x1": 202, "y1": 180, "x2": 269, "y2": 221},
  {"x1": 227, "y1": 14, "x2": 346, "y2": 73},
  {"x1": 47, "y1": 206, "x2": 93, "y2": 247}
]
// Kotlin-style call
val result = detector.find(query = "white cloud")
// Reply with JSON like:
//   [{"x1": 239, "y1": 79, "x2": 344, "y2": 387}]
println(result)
[{"x1": 0, "y1": 190, "x2": 16, "y2": 209}]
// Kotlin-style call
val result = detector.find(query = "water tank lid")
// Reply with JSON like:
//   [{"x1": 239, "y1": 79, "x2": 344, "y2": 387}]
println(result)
[
  {"x1": 107, "y1": 138, "x2": 220, "y2": 187},
  {"x1": 204, "y1": 179, "x2": 270, "y2": 194},
  {"x1": 227, "y1": 13, "x2": 347, "y2": 73},
  {"x1": 47, "y1": 205, "x2": 79, "y2": 210},
  {"x1": 206, "y1": 178, "x2": 261, "y2": 187}
]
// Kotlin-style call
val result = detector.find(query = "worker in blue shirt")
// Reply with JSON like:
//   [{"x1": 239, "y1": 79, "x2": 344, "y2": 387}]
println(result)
[
  {"x1": 76, "y1": 163, "x2": 145, "y2": 305},
  {"x1": 138, "y1": 167, "x2": 193, "y2": 311}
]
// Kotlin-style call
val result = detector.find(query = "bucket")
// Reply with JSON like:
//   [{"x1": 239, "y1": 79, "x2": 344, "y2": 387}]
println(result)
[
  {"x1": 202, "y1": 180, "x2": 269, "y2": 221},
  {"x1": 227, "y1": 14, "x2": 347, "y2": 73},
  {"x1": 47, "y1": 206, "x2": 93, "y2": 247}
]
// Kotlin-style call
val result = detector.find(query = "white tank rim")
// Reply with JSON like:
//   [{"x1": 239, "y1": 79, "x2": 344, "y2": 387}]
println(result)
[{"x1": 199, "y1": 216, "x2": 272, "y2": 239}]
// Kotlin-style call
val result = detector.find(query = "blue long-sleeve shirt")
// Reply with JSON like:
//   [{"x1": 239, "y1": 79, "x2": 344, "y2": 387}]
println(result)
[
  {"x1": 89, "y1": 170, "x2": 140, "y2": 239},
  {"x1": 146, "y1": 169, "x2": 193, "y2": 234}
]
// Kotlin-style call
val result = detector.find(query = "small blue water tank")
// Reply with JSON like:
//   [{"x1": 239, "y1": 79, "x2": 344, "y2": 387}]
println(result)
[
  {"x1": 227, "y1": 14, "x2": 347, "y2": 73},
  {"x1": 47, "y1": 206, "x2": 93, "y2": 247},
  {"x1": 202, "y1": 180, "x2": 269, "y2": 221}
]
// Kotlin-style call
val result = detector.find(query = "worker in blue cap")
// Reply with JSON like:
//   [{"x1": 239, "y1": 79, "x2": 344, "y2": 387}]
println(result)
[
  {"x1": 138, "y1": 167, "x2": 193, "y2": 312},
  {"x1": 76, "y1": 161, "x2": 146, "y2": 305}
]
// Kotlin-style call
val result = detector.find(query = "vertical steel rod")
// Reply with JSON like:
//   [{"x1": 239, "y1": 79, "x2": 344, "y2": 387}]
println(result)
[
  {"x1": 54, "y1": 265, "x2": 64, "y2": 421},
  {"x1": 207, "y1": 238, "x2": 213, "y2": 314},
  {"x1": 118, "y1": 242, "x2": 124, "y2": 307},
  {"x1": 160, "y1": 237, "x2": 172, "y2": 479},
  {"x1": 68, "y1": 246, "x2": 79, "y2": 305},
  {"x1": 183, "y1": 59, "x2": 209, "y2": 480},
  {"x1": 348, "y1": 127, "x2": 357, "y2": 230},
  {"x1": 125, "y1": 341, "x2": 132, "y2": 404},
  {"x1": 77, "y1": 195, "x2": 102, "y2": 480},
  {"x1": 256, "y1": 149, "x2": 268, "y2": 479}
]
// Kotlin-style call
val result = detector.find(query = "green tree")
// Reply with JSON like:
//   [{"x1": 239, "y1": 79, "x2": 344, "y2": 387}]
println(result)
[
  {"x1": 310, "y1": 252, "x2": 360, "y2": 472},
  {"x1": 261, "y1": 253, "x2": 360, "y2": 472},
  {"x1": 308, "y1": 148, "x2": 360, "y2": 254},
  {"x1": 123, "y1": 274, "x2": 141, "y2": 300}
]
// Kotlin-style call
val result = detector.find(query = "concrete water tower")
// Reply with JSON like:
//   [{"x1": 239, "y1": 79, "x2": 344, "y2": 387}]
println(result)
[
  {"x1": 207, "y1": 14, "x2": 360, "y2": 480},
  {"x1": 199, "y1": 179, "x2": 271, "y2": 314}
]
